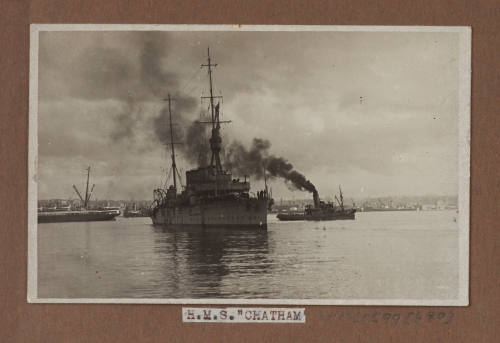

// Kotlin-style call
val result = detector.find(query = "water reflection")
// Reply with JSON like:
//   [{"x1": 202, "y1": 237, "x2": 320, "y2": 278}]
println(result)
[
  {"x1": 151, "y1": 226, "x2": 271, "y2": 298},
  {"x1": 37, "y1": 212, "x2": 459, "y2": 300}
]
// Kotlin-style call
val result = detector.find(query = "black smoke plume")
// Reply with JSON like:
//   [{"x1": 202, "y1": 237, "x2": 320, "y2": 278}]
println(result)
[
  {"x1": 105, "y1": 32, "x2": 211, "y2": 165},
  {"x1": 225, "y1": 138, "x2": 317, "y2": 193},
  {"x1": 111, "y1": 94, "x2": 141, "y2": 142},
  {"x1": 184, "y1": 120, "x2": 211, "y2": 167},
  {"x1": 140, "y1": 32, "x2": 206, "y2": 157},
  {"x1": 153, "y1": 103, "x2": 211, "y2": 167},
  {"x1": 105, "y1": 32, "x2": 309, "y2": 186},
  {"x1": 110, "y1": 32, "x2": 183, "y2": 144},
  {"x1": 138, "y1": 32, "x2": 178, "y2": 98}
]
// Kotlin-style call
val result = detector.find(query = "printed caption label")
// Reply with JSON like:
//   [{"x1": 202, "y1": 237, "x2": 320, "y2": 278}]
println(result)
[{"x1": 182, "y1": 307, "x2": 306, "y2": 323}]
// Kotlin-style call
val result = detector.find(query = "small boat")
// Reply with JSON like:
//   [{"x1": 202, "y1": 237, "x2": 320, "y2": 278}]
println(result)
[{"x1": 123, "y1": 203, "x2": 149, "y2": 218}]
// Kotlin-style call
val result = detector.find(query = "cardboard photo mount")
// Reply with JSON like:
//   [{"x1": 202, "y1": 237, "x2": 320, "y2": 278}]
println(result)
[{"x1": 0, "y1": 0, "x2": 499, "y2": 342}]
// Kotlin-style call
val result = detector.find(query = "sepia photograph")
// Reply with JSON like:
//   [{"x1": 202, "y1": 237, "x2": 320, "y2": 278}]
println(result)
[{"x1": 28, "y1": 25, "x2": 470, "y2": 305}]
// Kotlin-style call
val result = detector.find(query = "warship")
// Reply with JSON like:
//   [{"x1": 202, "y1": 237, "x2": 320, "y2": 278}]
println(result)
[
  {"x1": 150, "y1": 48, "x2": 271, "y2": 229},
  {"x1": 277, "y1": 187, "x2": 356, "y2": 221},
  {"x1": 38, "y1": 166, "x2": 120, "y2": 223}
]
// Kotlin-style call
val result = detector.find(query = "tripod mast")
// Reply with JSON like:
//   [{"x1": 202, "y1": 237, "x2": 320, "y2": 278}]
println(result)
[
  {"x1": 201, "y1": 47, "x2": 229, "y2": 174},
  {"x1": 167, "y1": 94, "x2": 178, "y2": 191}
]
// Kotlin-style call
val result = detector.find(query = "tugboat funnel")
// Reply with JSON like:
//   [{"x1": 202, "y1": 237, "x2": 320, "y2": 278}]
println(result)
[{"x1": 313, "y1": 189, "x2": 320, "y2": 209}]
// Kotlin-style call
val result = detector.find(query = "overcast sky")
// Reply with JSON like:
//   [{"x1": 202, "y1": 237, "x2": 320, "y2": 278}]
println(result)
[{"x1": 37, "y1": 29, "x2": 460, "y2": 201}]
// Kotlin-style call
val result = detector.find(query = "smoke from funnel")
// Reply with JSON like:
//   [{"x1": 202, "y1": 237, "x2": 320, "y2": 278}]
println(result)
[
  {"x1": 105, "y1": 33, "x2": 309, "y2": 186},
  {"x1": 153, "y1": 104, "x2": 211, "y2": 167},
  {"x1": 139, "y1": 33, "x2": 178, "y2": 98},
  {"x1": 111, "y1": 94, "x2": 141, "y2": 142},
  {"x1": 105, "y1": 32, "x2": 211, "y2": 166},
  {"x1": 110, "y1": 32, "x2": 183, "y2": 144},
  {"x1": 225, "y1": 138, "x2": 317, "y2": 193},
  {"x1": 184, "y1": 120, "x2": 210, "y2": 167}
]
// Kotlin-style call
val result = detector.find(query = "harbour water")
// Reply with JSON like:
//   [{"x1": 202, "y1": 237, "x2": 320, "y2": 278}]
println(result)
[{"x1": 38, "y1": 210, "x2": 459, "y2": 300}]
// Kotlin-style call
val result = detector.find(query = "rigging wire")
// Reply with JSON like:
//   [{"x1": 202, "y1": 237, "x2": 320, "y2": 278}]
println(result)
[{"x1": 163, "y1": 166, "x2": 173, "y2": 189}]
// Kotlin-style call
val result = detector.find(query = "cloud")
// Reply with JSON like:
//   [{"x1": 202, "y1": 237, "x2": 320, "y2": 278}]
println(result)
[{"x1": 37, "y1": 30, "x2": 460, "y2": 200}]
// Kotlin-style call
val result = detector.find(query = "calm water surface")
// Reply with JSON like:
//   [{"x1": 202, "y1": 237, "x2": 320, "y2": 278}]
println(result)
[{"x1": 38, "y1": 211, "x2": 459, "y2": 300}]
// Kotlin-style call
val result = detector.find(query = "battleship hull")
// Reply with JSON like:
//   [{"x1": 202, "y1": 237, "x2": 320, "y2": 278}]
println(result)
[
  {"x1": 151, "y1": 198, "x2": 268, "y2": 229},
  {"x1": 38, "y1": 210, "x2": 120, "y2": 223}
]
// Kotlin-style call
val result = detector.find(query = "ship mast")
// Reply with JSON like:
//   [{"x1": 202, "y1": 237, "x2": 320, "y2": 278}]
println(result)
[
  {"x1": 206, "y1": 47, "x2": 216, "y2": 131},
  {"x1": 73, "y1": 167, "x2": 92, "y2": 209},
  {"x1": 201, "y1": 47, "x2": 229, "y2": 174},
  {"x1": 339, "y1": 185, "x2": 344, "y2": 211},
  {"x1": 167, "y1": 94, "x2": 177, "y2": 191},
  {"x1": 84, "y1": 166, "x2": 90, "y2": 209},
  {"x1": 263, "y1": 164, "x2": 268, "y2": 196}
]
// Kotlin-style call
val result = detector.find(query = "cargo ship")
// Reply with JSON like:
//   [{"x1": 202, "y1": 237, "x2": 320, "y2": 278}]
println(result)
[
  {"x1": 37, "y1": 166, "x2": 120, "y2": 223},
  {"x1": 277, "y1": 187, "x2": 356, "y2": 221},
  {"x1": 38, "y1": 209, "x2": 120, "y2": 223},
  {"x1": 150, "y1": 48, "x2": 270, "y2": 229}
]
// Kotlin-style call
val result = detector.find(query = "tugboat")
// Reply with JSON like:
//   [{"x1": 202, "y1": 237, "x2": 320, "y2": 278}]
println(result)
[
  {"x1": 37, "y1": 166, "x2": 120, "y2": 223},
  {"x1": 150, "y1": 48, "x2": 270, "y2": 229},
  {"x1": 277, "y1": 187, "x2": 356, "y2": 221}
]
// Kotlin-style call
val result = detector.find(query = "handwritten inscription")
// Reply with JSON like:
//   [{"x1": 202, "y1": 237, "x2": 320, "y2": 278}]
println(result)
[{"x1": 319, "y1": 311, "x2": 455, "y2": 326}]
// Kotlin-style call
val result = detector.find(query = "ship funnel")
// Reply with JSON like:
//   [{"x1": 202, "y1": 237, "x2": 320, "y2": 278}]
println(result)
[{"x1": 313, "y1": 189, "x2": 320, "y2": 208}]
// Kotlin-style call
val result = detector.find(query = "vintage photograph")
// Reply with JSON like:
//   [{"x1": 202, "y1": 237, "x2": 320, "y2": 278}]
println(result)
[{"x1": 28, "y1": 25, "x2": 470, "y2": 305}]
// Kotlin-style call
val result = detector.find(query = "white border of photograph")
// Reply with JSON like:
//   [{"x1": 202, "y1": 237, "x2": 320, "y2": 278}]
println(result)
[{"x1": 27, "y1": 24, "x2": 471, "y2": 306}]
